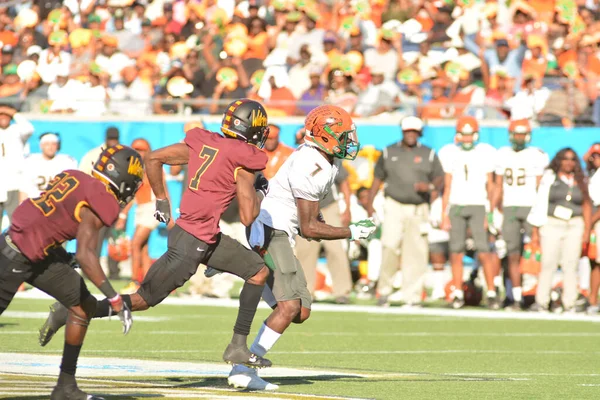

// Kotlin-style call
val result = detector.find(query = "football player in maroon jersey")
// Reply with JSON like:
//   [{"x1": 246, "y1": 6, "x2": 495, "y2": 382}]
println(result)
[
  {"x1": 2, "y1": 145, "x2": 143, "y2": 400},
  {"x1": 40, "y1": 99, "x2": 273, "y2": 369}
]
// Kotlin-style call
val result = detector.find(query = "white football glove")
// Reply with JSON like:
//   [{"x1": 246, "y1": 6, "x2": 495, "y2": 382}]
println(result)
[{"x1": 349, "y1": 218, "x2": 377, "y2": 240}]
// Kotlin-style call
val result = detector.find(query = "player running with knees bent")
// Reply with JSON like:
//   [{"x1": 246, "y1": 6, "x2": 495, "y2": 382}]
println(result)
[
  {"x1": 40, "y1": 99, "x2": 274, "y2": 368},
  {"x1": 225, "y1": 105, "x2": 377, "y2": 390},
  {"x1": 2, "y1": 145, "x2": 141, "y2": 400}
]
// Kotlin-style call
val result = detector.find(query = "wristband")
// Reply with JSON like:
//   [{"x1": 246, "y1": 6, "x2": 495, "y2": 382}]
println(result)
[
  {"x1": 108, "y1": 294, "x2": 121, "y2": 307},
  {"x1": 118, "y1": 213, "x2": 127, "y2": 219},
  {"x1": 99, "y1": 280, "x2": 118, "y2": 299}
]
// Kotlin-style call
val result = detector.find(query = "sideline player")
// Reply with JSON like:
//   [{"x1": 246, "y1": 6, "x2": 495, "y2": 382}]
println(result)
[
  {"x1": 492, "y1": 119, "x2": 548, "y2": 309},
  {"x1": 441, "y1": 117, "x2": 498, "y2": 309},
  {"x1": 226, "y1": 105, "x2": 377, "y2": 390},
  {"x1": 19, "y1": 132, "x2": 78, "y2": 201},
  {"x1": 40, "y1": 99, "x2": 273, "y2": 368},
  {"x1": 2, "y1": 145, "x2": 141, "y2": 399}
]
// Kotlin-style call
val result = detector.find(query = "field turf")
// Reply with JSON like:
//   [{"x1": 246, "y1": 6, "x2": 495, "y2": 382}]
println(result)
[{"x1": 1, "y1": 295, "x2": 600, "y2": 399}]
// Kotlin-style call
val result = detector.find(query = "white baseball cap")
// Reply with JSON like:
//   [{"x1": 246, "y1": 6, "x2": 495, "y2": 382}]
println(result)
[{"x1": 401, "y1": 116, "x2": 423, "y2": 132}]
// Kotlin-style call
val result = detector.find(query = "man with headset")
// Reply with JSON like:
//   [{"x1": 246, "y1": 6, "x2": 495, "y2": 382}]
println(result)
[{"x1": 366, "y1": 116, "x2": 444, "y2": 307}]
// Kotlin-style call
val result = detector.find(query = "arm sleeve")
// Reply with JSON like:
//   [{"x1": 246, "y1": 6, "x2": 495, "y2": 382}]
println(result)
[{"x1": 373, "y1": 150, "x2": 386, "y2": 180}]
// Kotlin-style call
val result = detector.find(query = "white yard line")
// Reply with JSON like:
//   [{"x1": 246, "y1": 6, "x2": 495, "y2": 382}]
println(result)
[
  {"x1": 3, "y1": 328, "x2": 600, "y2": 337},
  {"x1": 12, "y1": 289, "x2": 600, "y2": 323}
]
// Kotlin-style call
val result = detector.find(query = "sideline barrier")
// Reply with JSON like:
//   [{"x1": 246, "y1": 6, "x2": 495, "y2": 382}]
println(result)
[{"x1": 16, "y1": 115, "x2": 600, "y2": 258}]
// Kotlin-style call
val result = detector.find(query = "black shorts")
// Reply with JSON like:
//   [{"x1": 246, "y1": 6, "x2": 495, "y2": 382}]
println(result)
[
  {"x1": 138, "y1": 224, "x2": 264, "y2": 307},
  {"x1": 0, "y1": 234, "x2": 91, "y2": 314}
]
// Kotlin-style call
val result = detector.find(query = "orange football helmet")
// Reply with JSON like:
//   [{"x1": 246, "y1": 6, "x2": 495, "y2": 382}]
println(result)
[
  {"x1": 304, "y1": 105, "x2": 360, "y2": 160},
  {"x1": 508, "y1": 119, "x2": 531, "y2": 150},
  {"x1": 455, "y1": 116, "x2": 479, "y2": 150}
]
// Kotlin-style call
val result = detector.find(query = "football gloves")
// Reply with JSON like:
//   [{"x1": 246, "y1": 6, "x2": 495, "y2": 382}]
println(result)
[
  {"x1": 108, "y1": 296, "x2": 133, "y2": 335},
  {"x1": 349, "y1": 218, "x2": 377, "y2": 240},
  {"x1": 154, "y1": 198, "x2": 171, "y2": 224},
  {"x1": 254, "y1": 173, "x2": 269, "y2": 198}
]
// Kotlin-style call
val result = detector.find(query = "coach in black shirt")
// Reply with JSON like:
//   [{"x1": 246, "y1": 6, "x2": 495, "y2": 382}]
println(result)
[{"x1": 366, "y1": 116, "x2": 444, "y2": 306}]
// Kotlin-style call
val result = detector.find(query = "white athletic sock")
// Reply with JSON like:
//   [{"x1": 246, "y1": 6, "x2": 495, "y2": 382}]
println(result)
[
  {"x1": 433, "y1": 268, "x2": 445, "y2": 291},
  {"x1": 452, "y1": 289, "x2": 464, "y2": 300},
  {"x1": 512, "y1": 287, "x2": 522, "y2": 302},
  {"x1": 487, "y1": 290, "x2": 497, "y2": 298},
  {"x1": 249, "y1": 323, "x2": 281, "y2": 357}
]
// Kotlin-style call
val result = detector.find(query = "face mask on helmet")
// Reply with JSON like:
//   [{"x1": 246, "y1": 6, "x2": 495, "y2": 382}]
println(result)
[
  {"x1": 456, "y1": 133, "x2": 478, "y2": 151},
  {"x1": 331, "y1": 125, "x2": 360, "y2": 160}
]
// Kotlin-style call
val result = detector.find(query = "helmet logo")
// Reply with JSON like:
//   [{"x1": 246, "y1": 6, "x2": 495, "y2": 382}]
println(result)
[
  {"x1": 251, "y1": 109, "x2": 267, "y2": 127},
  {"x1": 107, "y1": 163, "x2": 115, "y2": 172},
  {"x1": 128, "y1": 156, "x2": 144, "y2": 179},
  {"x1": 234, "y1": 118, "x2": 241, "y2": 126}
]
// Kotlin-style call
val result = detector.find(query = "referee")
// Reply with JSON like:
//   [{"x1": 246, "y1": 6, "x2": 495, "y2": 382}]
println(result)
[{"x1": 366, "y1": 116, "x2": 444, "y2": 306}]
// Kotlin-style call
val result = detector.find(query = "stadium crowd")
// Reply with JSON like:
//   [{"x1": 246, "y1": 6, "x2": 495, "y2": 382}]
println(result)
[{"x1": 0, "y1": 0, "x2": 599, "y2": 124}]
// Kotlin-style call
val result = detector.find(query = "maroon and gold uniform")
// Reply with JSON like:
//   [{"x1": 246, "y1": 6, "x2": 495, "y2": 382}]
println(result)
[
  {"x1": 10, "y1": 170, "x2": 120, "y2": 262},
  {"x1": 137, "y1": 127, "x2": 268, "y2": 308},
  {"x1": 177, "y1": 128, "x2": 267, "y2": 243}
]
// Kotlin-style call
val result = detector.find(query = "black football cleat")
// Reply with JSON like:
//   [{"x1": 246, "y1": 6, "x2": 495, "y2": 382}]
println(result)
[
  {"x1": 51, "y1": 383, "x2": 105, "y2": 400},
  {"x1": 487, "y1": 296, "x2": 501, "y2": 310},
  {"x1": 223, "y1": 344, "x2": 272, "y2": 368},
  {"x1": 39, "y1": 301, "x2": 68, "y2": 347}
]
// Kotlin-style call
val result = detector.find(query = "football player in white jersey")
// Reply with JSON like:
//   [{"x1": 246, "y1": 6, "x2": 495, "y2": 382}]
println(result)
[
  {"x1": 441, "y1": 116, "x2": 499, "y2": 309},
  {"x1": 19, "y1": 133, "x2": 78, "y2": 201},
  {"x1": 226, "y1": 105, "x2": 377, "y2": 390},
  {"x1": 491, "y1": 119, "x2": 548, "y2": 310}
]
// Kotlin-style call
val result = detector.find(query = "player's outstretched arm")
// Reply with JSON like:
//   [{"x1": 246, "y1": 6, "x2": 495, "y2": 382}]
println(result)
[
  {"x1": 146, "y1": 143, "x2": 188, "y2": 200},
  {"x1": 236, "y1": 168, "x2": 264, "y2": 226},
  {"x1": 76, "y1": 207, "x2": 132, "y2": 333},
  {"x1": 297, "y1": 198, "x2": 352, "y2": 240}
]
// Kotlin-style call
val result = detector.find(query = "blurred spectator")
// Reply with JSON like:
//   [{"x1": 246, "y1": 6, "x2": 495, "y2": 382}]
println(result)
[
  {"x1": 77, "y1": 63, "x2": 108, "y2": 117},
  {"x1": 538, "y1": 75, "x2": 589, "y2": 127},
  {"x1": 0, "y1": 64, "x2": 25, "y2": 107},
  {"x1": 244, "y1": 16, "x2": 269, "y2": 61},
  {"x1": 420, "y1": 79, "x2": 451, "y2": 119},
  {"x1": 354, "y1": 68, "x2": 400, "y2": 117},
  {"x1": 263, "y1": 74, "x2": 295, "y2": 116},
  {"x1": 326, "y1": 69, "x2": 358, "y2": 114},
  {"x1": 297, "y1": 65, "x2": 326, "y2": 115},
  {"x1": 0, "y1": 107, "x2": 34, "y2": 223},
  {"x1": 448, "y1": 70, "x2": 485, "y2": 118},
  {"x1": 95, "y1": 35, "x2": 133, "y2": 84},
  {"x1": 263, "y1": 124, "x2": 293, "y2": 180},
  {"x1": 505, "y1": 74, "x2": 551, "y2": 121},
  {"x1": 111, "y1": 9, "x2": 145, "y2": 58},
  {"x1": 37, "y1": 31, "x2": 71, "y2": 84},
  {"x1": 364, "y1": 30, "x2": 401, "y2": 82},
  {"x1": 110, "y1": 65, "x2": 152, "y2": 116},
  {"x1": 528, "y1": 148, "x2": 592, "y2": 312},
  {"x1": 288, "y1": 44, "x2": 317, "y2": 100},
  {"x1": 47, "y1": 66, "x2": 82, "y2": 113},
  {"x1": 465, "y1": 34, "x2": 526, "y2": 90},
  {"x1": 287, "y1": 11, "x2": 324, "y2": 66}
]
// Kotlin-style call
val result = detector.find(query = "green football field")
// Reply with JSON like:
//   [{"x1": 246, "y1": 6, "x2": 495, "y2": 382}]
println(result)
[{"x1": 1, "y1": 295, "x2": 600, "y2": 400}]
